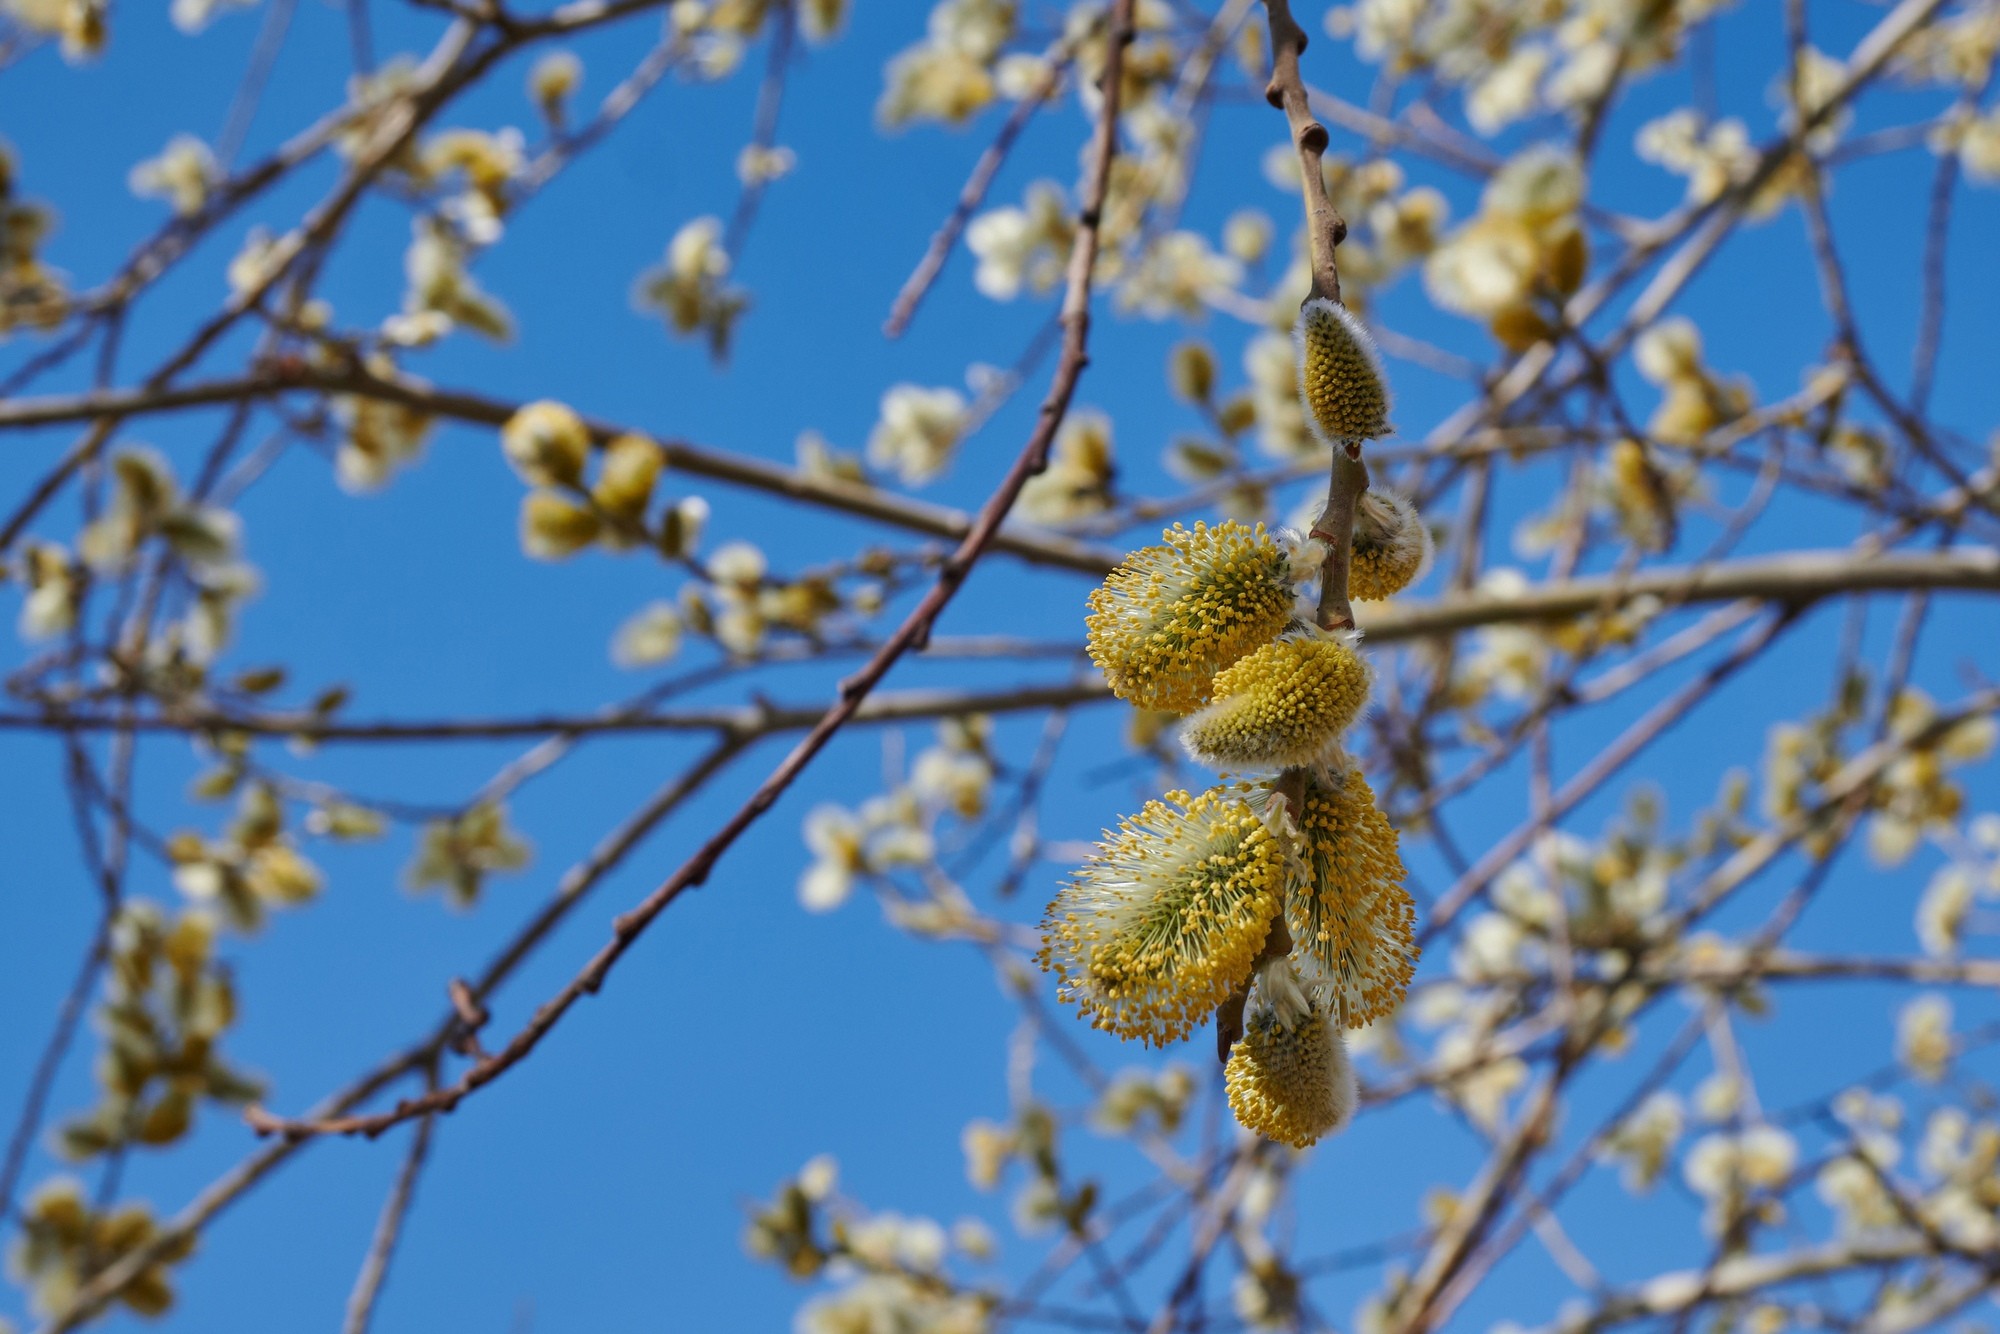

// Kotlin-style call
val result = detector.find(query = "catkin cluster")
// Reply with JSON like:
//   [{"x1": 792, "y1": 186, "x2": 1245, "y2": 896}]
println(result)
[
  {"x1": 1046, "y1": 301, "x2": 1428, "y2": 1148},
  {"x1": 1056, "y1": 302, "x2": 1432, "y2": 1152}
]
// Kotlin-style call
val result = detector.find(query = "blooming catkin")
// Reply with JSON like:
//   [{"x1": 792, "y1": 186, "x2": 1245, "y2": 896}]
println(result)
[
  {"x1": 1225, "y1": 1001, "x2": 1357, "y2": 1148},
  {"x1": 1039, "y1": 787, "x2": 1284, "y2": 1047},
  {"x1": 1348, "y1": 489, "x2": 1430, "y2": 601},
  {"x1": 1295, "y1": 297, "x2": 1390, "y2": 445},
  {"x1": 1181, "y1": 631, "x2": 1371, "y2": 771},
  {"x1": 1085, "y1": 522, "x2": 1299, "y2": 714},
  {"x1": 1285, "y1": 763, "x2": 1417, "y2": 1028}
]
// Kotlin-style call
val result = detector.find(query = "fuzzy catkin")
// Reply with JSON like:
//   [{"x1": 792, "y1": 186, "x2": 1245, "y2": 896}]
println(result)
[
  {"x1": 1284, "y1": 763, "x2": 1418, "y2": 1028},
  {"x1": 1085, "y1": 522, "x2": 1299, "y2": 714},
  {"x1": 1296, "y1": 297, "x2": 1391, "y2": 445},
  {"x1": 1349, "y1": 489, "x2": 1430, "y2": 601},
  {"x1": 1181, "y1": 632, "x2": 1371, "y2": 771},
  {"x1": 1225, "y1": 1004, "x2": 1357, "y2": 1147},
  {"x1": 1039, "y1": 787, "x2": 1285, "y2": 1047}
]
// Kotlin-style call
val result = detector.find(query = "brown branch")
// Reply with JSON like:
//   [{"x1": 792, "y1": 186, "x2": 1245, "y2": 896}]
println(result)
[
  {"x1": 1, "y1": 0, "x2": 700, "y2": 559},
  {"x1": 517, "y1": 32, "x2": 687, "y2": 193},
  {"x1": 1208, "y1": 0, "x2": 1368, "y2": 1059},
  {"x1": 1262, "y1": 0, "x2": 1376, "y2": 637},
  {"x1": 1311, "y1": 450, "x2": 1369, "y2": 631},
  {"x1": 1670, "y1": 685, "x2": 2000, "y2": 934},
  {"x1": 214, "y1": 0, "x2": 300, "y2": 169},
  {"x1": 1144, "y1": 1145, "x2": 1265, "y2": 1334},
  {"x1": 1357, "y1": 545, "x2": 2000, "y2": 641},
  {"x1": 339, "y1": 1076, "x2": 440, "y2": 1334},
  {"x1": 0, "y1": 17, "x2": 488, "y2": 558},
  {"x1": 1421, "y1": 1012, "x2": 1712, "y2": 1325},
  {"x1": 0, "y1": 546, "x2": 1991, "y2": 747},
  {"x1": 1570, "y1": 1234, "x2": 1973, "y2": 1333},
  {"x1": 1262, "y1": 0, "x2": 1342, "y2": 304},
  {"x1": 1392, "y1": 1070, "x2": 1569, "y2": 1333},
  {"x1": 720, "y1": 1, "x2": 795, "y2": 261},
  {"x1": 0, "y1": 679, "x2": 1112, "y2": 742},
  {"x1": 38, "y1": 726, "x2": 751, "y2": 1330},
  {"x1": 0, "y1": 365, "x2": 1122, "y2": 575},
  {"x1": 1689, "y1": 953, "x2": 2000, "y2": 988},
  {"x1": 0, "y1": 921, "x2": 110, "y2": 1233},
  {"x1": 36, "y1": 1049, "x2": 431, "y2": 1332}
]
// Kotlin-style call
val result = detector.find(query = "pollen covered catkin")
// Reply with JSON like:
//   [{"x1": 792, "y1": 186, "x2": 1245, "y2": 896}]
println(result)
[
  {"x1": 1296, "y1": 297, "x2": 1390, "y2": 445},
  {"x1": 1348, "y1": 489, "x2": 1430, "y2": 601},
  {"x1": 1085, "y1": 522, "x2": 1299, "y2": 714},
  {"x1": 1284, "y1": 762, "x2": 1417, "y2": 1028},
  {"x1": 1181, "y1": 631, "x2": 1371, "y2": 771},
  {"x1": 1225, "y1": 1000, "x2": 1357, "y2": 1148},
  {"x1": 1039, "y1": 787, "x2": 1284, "y2": 1047}
]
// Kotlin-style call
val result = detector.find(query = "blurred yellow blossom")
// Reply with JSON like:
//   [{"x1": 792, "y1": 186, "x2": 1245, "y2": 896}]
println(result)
[
  {"x1": 633, "y1": 216, "x2": 747, "y2": 359},
  {"x1": 128, "y1": 135, "x2": 217, "y2": 216},
  {"x1": 1898, "y1": 994, "x2": 1953, "y2": 1083},
  {"x1": 866, "y1": 384, "x2": 968, "y2": 486}
]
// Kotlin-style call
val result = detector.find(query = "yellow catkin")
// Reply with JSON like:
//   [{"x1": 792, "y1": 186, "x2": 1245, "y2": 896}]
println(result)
[
  {"x1": 520, "y1": 490, "x2": 600, "y2": 559},
  {"x1": 1225, "y1": 1004, "x2": 1356, "y2": 1147},
  {"x1": 1039, "y1": 787, "x2": 1285, "y2": 1047},
  {"x1": 1348, "y1": 490, "x2": 1430, "y2": 602},
  {"x1": 1181, "y1": 633, "x2": 1371, "y2": 771},
  {"x1": 1285, "y1": 764, "x2": 1418, "y2": 1027},
  {"x1": 1085, "y1": 522, "x2": 1298, "y2": 714},
  {"x1": 592, "y1": 433, "x2": 665, "y2": 520},
  {"x1": 1296, "y1": 297, "x2": 1391, "y2": 444},
  {"x1": 501, "y1": 399, "x2": 591, "y2": 488}
]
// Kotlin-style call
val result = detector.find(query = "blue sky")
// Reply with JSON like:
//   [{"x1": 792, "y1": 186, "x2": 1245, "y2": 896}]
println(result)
[{"x1": 2, "y1": 1, "x2": 1998, "y2": 1330}]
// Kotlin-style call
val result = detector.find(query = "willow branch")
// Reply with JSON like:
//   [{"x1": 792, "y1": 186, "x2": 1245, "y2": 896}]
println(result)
[
  {"x1": 1671, "y1": 685, "x2": 2000, "y2": 933},
  {"x1": 1572, "y1": 1235, "x2": 1972, "y2": 1332},
  {"x1": 4, "y1": 547, "x2": 1993, "y2": 748},
  {"x1": 0, "y1": 364, "x2": 1122, "y2": 575},
  {"x1": 1263, "y1": 0, "x2": 1342, "y2": 305},
  {"x1": 0, "y1": 679, "x2": 1112, "y2": 742},
  {"x1": 1357, "y1": 545, "x2": 2000, "y2": 640},
  {"x1": 38, "y1": 728, "x2": 749, "y2": 1329},
  {"x1": 0, "y1": 926, "x2": 109, "y2": 1233},
  {"x1": 339, "y1": 1086, "x2": 439, "y2": 1334}
]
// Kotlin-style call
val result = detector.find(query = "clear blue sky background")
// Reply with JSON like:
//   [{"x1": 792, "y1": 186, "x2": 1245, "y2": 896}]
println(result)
[{"x1": 2, "y1": 1, "x2": 1997, "y2": 1330}]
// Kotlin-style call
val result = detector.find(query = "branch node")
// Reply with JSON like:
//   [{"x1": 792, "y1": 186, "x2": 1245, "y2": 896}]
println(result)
[{"x1": 448, "y1": 977, "x2": 491, "y2": 1058}]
